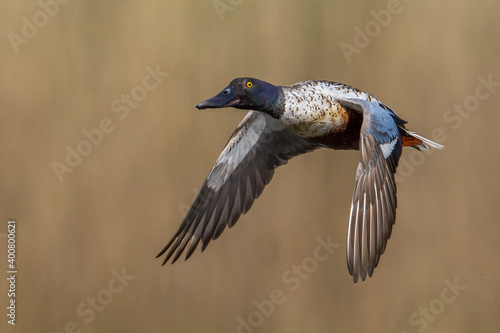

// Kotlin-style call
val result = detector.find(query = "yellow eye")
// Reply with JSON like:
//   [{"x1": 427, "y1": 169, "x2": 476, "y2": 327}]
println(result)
[{"x1": 246, "y1": 81, "x2": 253, "y2": 88}]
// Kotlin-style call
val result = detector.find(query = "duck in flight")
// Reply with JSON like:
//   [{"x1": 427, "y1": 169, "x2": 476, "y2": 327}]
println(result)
[{"x1": 157, "y1": 78, "x2": 443, "y2": 282}]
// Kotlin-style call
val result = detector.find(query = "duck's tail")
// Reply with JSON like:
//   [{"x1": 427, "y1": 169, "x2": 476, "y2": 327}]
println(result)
[{"x1": 399, "y1": 126, "x2": 445, "y2": 151}]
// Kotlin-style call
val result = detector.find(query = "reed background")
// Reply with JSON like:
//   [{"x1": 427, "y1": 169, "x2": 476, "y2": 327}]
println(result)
[{"x1": 1, "y1": 1, "x2": 499, "y2": 332}]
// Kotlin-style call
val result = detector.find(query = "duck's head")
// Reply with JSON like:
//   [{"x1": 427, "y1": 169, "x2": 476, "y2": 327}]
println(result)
[{"x1": 195, "y1": 78, "x2": 280, "y2": 115}]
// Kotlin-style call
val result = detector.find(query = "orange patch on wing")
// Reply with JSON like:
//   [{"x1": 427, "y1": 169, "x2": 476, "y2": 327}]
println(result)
[{"x1": 402, "y1": 136, "x2": 423, "y2": 147}]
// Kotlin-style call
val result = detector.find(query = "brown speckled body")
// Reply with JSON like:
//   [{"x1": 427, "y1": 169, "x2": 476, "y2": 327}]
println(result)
[{"x1": 280, "y1": 81, "x2": 366, "y2": 150}]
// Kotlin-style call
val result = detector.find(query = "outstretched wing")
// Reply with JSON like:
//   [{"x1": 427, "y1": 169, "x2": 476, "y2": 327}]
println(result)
[
  {"x1": 340, "y1": 98, "x2": 403, "y2": 283},
  {"x1": 157, "y1": 111, "x2": 317, "y2": 264}
]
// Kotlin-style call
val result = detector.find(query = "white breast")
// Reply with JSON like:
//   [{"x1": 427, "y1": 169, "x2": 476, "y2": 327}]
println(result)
[{"x1": 280, "y1": 82, "x2": 350, "y2": 138}]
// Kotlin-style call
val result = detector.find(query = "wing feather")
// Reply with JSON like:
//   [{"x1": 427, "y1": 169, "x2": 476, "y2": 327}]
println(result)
[
  {"x1": 157, "y1": 111, "x2": 317, "y2": 264},
  {"x1": 341, "y1": 98, "x2": 402, "y2": 283}
]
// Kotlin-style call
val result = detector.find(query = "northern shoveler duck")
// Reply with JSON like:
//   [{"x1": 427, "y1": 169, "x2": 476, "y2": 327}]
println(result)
[{"x1": 157, "y1": 78, "x2": 444, "y2": 282}]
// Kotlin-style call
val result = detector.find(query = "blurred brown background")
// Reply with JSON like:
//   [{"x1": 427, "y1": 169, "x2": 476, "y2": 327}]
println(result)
[{"x1": 1, "y1": 1, "x2": 499, "y2": 332}]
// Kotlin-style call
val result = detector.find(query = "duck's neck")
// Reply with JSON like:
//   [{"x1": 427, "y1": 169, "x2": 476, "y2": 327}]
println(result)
[{"x1": 256, "y1": 86, "x2": 285, "y2": 119}]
